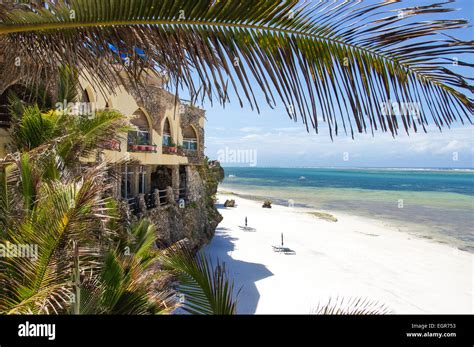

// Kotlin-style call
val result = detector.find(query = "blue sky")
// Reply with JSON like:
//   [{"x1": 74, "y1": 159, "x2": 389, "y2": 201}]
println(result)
[{"x1": 201, "y1": 0, "x2": 473, "y2": 168}]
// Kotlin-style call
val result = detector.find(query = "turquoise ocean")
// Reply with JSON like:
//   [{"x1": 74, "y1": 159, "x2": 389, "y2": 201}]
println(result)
[{"x1": 219, "y1": 167, "x2": 474, "y2": 252}]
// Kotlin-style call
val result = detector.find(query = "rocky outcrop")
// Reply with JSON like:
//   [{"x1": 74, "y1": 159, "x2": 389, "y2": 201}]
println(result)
[
  {"x1": 145, "y1": 202, "x2": 221, "y2": 250},
  {"x1": 118, "y1": 161, "x2": 223, "y2": 251},
  {"x1": 143, "y1": 162, "x2": 223, "y2": 250},
  {"x1": 224, "y1": 200, "x2": 236, "y2": 207}
]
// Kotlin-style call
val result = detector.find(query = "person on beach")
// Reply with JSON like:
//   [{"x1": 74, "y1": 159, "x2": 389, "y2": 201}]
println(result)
[{"x1": 245, "y1": 216, "x2": 248, "y2": 227}]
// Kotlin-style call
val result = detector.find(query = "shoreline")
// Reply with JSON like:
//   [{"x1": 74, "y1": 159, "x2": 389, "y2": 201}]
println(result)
[
  {"x1": 217, "y1": 186, "x2": 474, "y2": 253},
  {"x1": 204, "y1": 192, "x2": 473, "y2": 314}
]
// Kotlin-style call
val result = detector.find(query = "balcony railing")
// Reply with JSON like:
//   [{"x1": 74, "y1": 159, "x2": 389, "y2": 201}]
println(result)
[
  {"x1": 128, "y1": 144, "x2": 158, "y2": 152},
  {"x1": 125, "y1": 188, "x2": 188, "y2": 214},
  {"x1": 180, "y1": 98, "x2": 193, "y2": 106},
  {"x1": 162, "y1": 145, "x2": 178, "y2": 154}
]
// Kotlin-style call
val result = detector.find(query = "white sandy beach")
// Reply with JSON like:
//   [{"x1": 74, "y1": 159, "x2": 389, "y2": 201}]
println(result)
[{"x1": 204, "y1": 192, "x2": 473, "y2": 314}]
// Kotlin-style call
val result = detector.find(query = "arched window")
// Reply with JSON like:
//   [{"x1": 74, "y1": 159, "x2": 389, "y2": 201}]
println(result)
[
  {"x1": 128, "y1": 109, "x2": 151, "y2": 149},
  {"x1": 81, "y1": 86, "x2": 95, "y2": 103},
  {"x1": 81, "y1": 89, "x2": 90, "y2": 103},
  {"x1": 182, "y1": 125, "x2": 198, "y2": 151},
  {"x1": 162, "y1": 118, "x2": 172, "y2": 146}
]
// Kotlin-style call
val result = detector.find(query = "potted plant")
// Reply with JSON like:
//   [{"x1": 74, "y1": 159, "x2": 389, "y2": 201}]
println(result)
[{"x1": 169, "y1": 141, "x2": 177, "y2": 152}]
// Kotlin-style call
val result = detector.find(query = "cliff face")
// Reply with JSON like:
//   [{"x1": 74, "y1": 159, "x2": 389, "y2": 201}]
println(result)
[{"x1": 143, "y1": 162, "x2": 223, "y2": 250}]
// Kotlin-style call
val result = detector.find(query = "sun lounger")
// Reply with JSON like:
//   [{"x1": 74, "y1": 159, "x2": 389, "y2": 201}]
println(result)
[
  {"x1": 238, "y1": 226, "x2": 256, "y2": 232},
  {"x1": 272, "y1": 245, "x2": 296, "y2": 255}
]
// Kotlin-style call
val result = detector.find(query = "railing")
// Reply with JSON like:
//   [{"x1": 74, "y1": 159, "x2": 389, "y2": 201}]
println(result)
[
  {"x1": 125, "y1": 188, "x2": 188, "y2": 213},
  {"x1": 179, "y1": 98, "x2": 204, "y2": 110},
  {"x1": 174, "y1": 187, "x2": 187, "y2": 200},
  {"x1": 126, "y1": 197, "x2": 138, "y2": 214},
  {"x1": 162, "y1": 145, "x2": 178, "y2": 155},
  {"x1": 128, "y1": 144, "x2": 158, "y2": 152},
  {"x1": 180, "y1": 98, "x2": 193, "y2": 106},
  {"x1": 144, "y1": 193, "x2": 157, "y2": 209}
]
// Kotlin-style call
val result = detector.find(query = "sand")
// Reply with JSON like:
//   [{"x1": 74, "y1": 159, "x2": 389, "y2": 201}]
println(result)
[{"x1": 203, "y1": 192, "x2": 473, "y2": 314}]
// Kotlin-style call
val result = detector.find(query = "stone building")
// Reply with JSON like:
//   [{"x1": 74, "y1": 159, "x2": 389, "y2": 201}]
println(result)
[
  {"x1": 0, "y1": 69, "x2": 206, "y2": 211},
  {"x1": 0, "y1": 69, "x2": 223, "y2": 249}
]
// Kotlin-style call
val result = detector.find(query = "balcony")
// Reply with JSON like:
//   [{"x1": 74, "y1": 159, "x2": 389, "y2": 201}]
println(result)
[
  {"x1": 162, "y1": 145, "x2": 178, "y2": 155},
  {"x1": 128, "y1": 144, "x2": 157, "y2": 152},
  {"x1": 128, "y1": 130, "x2": 157, "y2": 152}
]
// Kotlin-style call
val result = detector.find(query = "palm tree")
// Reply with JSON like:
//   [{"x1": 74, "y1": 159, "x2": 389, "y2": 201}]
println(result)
[
  {"x1": 0, "y1": 0, "x2": 472, "y2": 139},
  {"x1": 68, "y1": 219, "x2": 176, "y2": 315},
  {"x1": 0, "y1": 155, "x2": 115, "y2": 314},
  {"x1": 0, "y1": 100, "x2": 239, "y2": 315}
]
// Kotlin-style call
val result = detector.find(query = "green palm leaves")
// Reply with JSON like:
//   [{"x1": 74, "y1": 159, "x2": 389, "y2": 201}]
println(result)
[
  {"x1": 312, "y1": 297, "x2": 392, "y2": 315},
  {"x1": 0, "y1": 0, "x2": 472, "y2": 138},
  {"x1": 0, "y1": 160, "x2": 112, "y2": 314},
  {"x1": 69, "y1": 220, "x2": 175, "y2": 315},
  {"x1": 162, "y1": 242, "x2": 239, "y2": 315}
]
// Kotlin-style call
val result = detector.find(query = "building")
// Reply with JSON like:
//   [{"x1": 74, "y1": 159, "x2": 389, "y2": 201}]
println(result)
[{"x1": 0, "y1": 69, "x2": 206, "y2": 212}]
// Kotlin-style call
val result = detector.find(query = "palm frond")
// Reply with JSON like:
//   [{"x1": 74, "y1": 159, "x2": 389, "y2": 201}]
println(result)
[
  {"x1": 0, "y1": 159, "x2": 112, "y2": 314},
  {"x1": 58, "y1": 65, "x2": 79, "y2": 103},
  {"x1": 0, "y1": 163, "x2": 14, "y2": 230},
  {"x1": 0, "y1": 0, "x2": 472, "y2": 137},
  {"x1": 162, "y1": 242, "x2": 239, "y2": 315},
  {"x1": 312, "y1": 296, "x2": 392, "y2": 315},
  {"x1": 11, "y1": 106, "x2": 60, "y2": 151}
]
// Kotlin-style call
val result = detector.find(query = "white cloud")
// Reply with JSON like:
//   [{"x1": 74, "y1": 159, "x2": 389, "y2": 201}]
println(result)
[{"x1": 239, "y1": 126, "x2": 262, "y2": 133}]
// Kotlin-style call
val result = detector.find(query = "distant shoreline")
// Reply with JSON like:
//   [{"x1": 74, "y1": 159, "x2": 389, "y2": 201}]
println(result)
[{"x1": 219, "y1": 166, "x2": 474, "y2": 172}]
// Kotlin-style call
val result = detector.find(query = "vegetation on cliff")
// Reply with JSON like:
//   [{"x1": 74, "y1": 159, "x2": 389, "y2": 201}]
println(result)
[{"x1": 198, "y1": 158, "x2": 224, "y2": 209}]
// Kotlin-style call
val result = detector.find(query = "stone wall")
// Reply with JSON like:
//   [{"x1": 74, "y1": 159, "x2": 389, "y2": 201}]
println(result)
[{"x1": 142, "y1": 164, "x2": 222, "y2": 250}]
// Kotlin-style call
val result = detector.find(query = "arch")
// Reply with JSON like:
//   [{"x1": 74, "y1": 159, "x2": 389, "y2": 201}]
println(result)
[
  {"x1": 131, "y1": 109, "x2": 150, "y2": 130},
  {"x1": 81, "y1": 85, "x2": 95, "y2": 103},
  {"x1": 182, "y1": 124, "x2": 198, "y2": 151},
  {"x1": 162, "y1": 117, "x2": 173, "y2": 146},
  {"x1": 128, "y1": 108, "x2": 153, "y2": 146}
]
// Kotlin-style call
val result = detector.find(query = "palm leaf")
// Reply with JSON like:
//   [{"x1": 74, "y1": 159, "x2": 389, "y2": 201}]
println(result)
[
  {"x1": 0, "y1": 0, "x2": 472, "y2": 138},
  {"x1": 0, "y1": 163, "x2": 13, "y2": 230},
  {"x1": 0, "y1": 160, "x2": 112, "y2": 314},
  {"x1": 312, "y1": 296, "x2": 392, "y2": 315},
  {"x1": 162, "y1": 242, "x2": 239, "y2": 315}
]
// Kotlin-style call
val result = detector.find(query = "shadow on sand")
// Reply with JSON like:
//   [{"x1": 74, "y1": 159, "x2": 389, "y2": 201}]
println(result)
[{"x1": 203, "y1": 227, "x2": 273, "y2": 314}]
